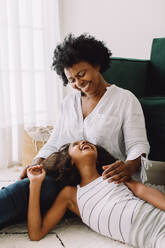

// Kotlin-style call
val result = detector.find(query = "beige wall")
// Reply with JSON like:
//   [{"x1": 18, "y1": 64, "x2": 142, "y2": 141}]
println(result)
[{"x1": 61, "y1": 0, "x2": 165, "y2": 59}]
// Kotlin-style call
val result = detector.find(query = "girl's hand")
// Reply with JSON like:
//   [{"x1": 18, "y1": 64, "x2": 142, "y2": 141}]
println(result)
[
  {"x1": 20, "y1": 158, "x2": 45, "y2": 180},
  {"x1": 27, "y1": 165, "x2": 46, "y2": 184}
]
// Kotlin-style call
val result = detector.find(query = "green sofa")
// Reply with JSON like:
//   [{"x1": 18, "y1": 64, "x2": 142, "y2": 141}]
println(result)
[{"x1": 103, "y1": 38, "x2": 165, "y2": 162}]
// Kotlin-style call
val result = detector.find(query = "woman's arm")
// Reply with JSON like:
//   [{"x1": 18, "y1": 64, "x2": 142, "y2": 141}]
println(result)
[
  {"x1": 27, "y1": 166, "x2": 72, "y2": 241},
  {"x1": 125, "y1": 180, "x2": 165, "y2": 211},
  {"x1": 102, "y1": 93, "x2": 150, "y2": 184}
]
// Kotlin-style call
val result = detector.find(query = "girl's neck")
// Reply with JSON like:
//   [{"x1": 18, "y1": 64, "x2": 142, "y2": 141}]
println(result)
[
  {"x1": 78, "y1": 164, "x2": 100, "y2": 187},
  {"x1": 80, "y1": 174, "x2": 100, "y2": 187}
]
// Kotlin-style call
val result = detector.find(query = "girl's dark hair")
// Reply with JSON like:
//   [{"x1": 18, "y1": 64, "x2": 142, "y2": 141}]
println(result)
[
  {"x1": 43, "y1": 144, "x2": 80, "y2": 187},
  {"x1": 42, "y1": 143, "x2": 116, "y2": 187},
  {"x1": 52, "y1": 33, "x2": 112, "y2": 86}
]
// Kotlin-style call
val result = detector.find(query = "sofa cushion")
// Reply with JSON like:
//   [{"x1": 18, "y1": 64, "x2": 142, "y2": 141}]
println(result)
[
  {"x1": 149, "y1": 38, "x2": 165, "y2": 95},
  {"x1": 143, "y1": 160, "x2": 165, "y2": 185},
  {"x1": 139, "y1": 97, "x2": 165, "y2": 161}
]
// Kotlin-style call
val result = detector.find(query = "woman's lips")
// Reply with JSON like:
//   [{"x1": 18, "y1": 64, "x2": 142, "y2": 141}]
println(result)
[
  {"x1": 78, "y1": 81, "x2": 91, "y2": 91},
  {"x1": 83, "y1": 82, "x2": 90, "y2": 91}
]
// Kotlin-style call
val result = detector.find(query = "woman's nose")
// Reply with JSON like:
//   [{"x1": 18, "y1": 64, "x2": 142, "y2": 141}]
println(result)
[{"x1": 75, "y1": 78, "x2": 83, "y2": 88}]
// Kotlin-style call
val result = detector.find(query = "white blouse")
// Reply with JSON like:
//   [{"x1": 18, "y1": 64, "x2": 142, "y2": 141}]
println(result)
[{"x1": 36, "y1": 85, "x2": 150, "y2": 162}]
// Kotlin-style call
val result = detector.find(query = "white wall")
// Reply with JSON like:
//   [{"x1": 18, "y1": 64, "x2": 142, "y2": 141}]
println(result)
[{"x1": 61, "y1": 0, "x2": 165, "y2": 59}]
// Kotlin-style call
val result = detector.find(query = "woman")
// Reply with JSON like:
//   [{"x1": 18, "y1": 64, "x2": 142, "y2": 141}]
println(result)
[
  {"x1": 21, "y1": 33, "x2": 149, "y2": 183},
  {"x1": 0, "y1": 33, "x2": 149, "y2": 228},
  {"x1": 27, "y1": 140, "x2": 165, "y2": 248}
]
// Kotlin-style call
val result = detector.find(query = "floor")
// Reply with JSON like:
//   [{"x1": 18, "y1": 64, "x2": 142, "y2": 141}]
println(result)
[{"x1": 0, "y1": 166, "x2": 132, "y2": 248}]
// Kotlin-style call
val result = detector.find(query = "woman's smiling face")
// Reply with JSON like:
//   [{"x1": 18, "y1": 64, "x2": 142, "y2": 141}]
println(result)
[
  {"x1": 64, "y1": 61, "x2": 100, "y2": 96},
  {"x1": 68, "y1": 140, "x2": 97, "y2": 165}
]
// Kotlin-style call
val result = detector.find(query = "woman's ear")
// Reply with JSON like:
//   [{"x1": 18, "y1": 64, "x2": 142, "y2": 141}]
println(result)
[{"x1": 95, "y1": 65, "x2": 100, "y2": 72}]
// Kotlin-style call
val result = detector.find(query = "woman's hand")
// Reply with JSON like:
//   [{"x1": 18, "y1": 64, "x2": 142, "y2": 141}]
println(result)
[
  {"x1": 102, "y1": 160, "x2": 132, "y2": 183},
  {"x1": 102, "y1": 156, "x2": 142, "y2": 184},
  {"x1": 27, "y1": 165, "x2": 46, "y2": 184}
]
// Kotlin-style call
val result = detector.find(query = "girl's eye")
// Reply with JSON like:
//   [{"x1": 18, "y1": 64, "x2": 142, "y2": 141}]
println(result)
[{"x1": 72, "y1": 142, "x2": 78, "y2": 147}]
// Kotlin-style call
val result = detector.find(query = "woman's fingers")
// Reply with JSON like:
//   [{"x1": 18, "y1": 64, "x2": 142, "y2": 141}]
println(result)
[
  {"x1": 102, "y1": 161, "x2": 121, "y2": 171},
  {"x1": 111, "y1": 176, "x2": 129, "y2": 184},
  {"x1": 107, "y1": 172, "x2": 123, "y2": 181},
  {"x1": 107, "y1": 172, "x2": 129, "y2": 183},
  {"x1": 116, "y1": 176, "x2": 129, "y2": 184},
  {"x1": 102, "y1": 160, "x2": 123, "y2": 178},
  {"x1": 102, "y1": 160, "x2": 131, "y2": 183}
]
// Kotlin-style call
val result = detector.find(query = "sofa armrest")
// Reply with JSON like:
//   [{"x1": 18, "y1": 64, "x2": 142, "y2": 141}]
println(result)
[{"x1": 103, "y1": 57, "x2": 150, "y2": 98}]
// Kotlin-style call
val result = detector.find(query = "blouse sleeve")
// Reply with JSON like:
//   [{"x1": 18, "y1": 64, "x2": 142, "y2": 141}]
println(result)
[
  {"x1": 123, "y1": 93, "x2": 150, "y2": 161},
  {"x1": 34, "y1": 104, "x2": 63, "y2": 159}
]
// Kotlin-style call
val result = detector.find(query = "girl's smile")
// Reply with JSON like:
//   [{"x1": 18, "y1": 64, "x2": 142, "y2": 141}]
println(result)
[
  {"x1": 69, "y1": 140, "x2": 96, "y2": 152},
  {"x1": 68, "y1": 140, "x2": 97, "y2": 165}
]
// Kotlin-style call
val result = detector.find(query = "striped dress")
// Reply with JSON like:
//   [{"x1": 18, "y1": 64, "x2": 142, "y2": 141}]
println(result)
[{"x1": 77, "y1": 176, "x2": 165, "y2": 248}]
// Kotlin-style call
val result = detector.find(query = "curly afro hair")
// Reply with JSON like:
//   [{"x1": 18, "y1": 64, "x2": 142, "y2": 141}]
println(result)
[
  {"x1": 43, "y1": 143, "x2": 116, "y2": 187},
  {"x1": 52, "y1": 33, "x2": 112, "y2": 86}
]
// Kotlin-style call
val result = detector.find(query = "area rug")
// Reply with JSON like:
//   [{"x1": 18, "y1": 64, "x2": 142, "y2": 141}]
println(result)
[{"x1": 0, "y1": 166, "x2": 132, "y2": 248}]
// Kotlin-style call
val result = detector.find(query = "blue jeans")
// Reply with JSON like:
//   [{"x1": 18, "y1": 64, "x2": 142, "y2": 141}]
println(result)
[{"x1": 0, "y1": 176, "x2": 62, "y2": 229}]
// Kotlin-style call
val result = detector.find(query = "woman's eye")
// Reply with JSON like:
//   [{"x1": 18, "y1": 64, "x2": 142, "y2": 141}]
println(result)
[
  {"x1": 78, "y1": 71, "x2": 86, "y2": 77},
  {"x1": 69, "y1": 79, "x2": 75, "y2": 84}
]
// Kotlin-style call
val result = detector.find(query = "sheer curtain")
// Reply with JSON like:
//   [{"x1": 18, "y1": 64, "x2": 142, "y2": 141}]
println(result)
[{"x1": 0, "y1": 0, "x2": 64, "y2": 168}]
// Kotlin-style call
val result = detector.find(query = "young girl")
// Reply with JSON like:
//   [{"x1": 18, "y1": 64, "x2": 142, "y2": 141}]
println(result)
[{"x1": 27, "y1": 140, "x2": 165, "y2": 247}]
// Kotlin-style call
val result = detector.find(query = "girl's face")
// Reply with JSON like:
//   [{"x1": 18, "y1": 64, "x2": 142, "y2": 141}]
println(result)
[
  {"x1": 68, "y1": 140, "x2": 97, "y2": 165},
  {"x1": 64, "y1": 61, "x2": 100, "y2": 95}
]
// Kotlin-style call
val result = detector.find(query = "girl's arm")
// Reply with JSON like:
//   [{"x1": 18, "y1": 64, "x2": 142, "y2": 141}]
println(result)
[
  {"x1": 27, "y1": 166, "x2": 73, "y2": 241},
  {"x1": 125, "y1": 180, "x2": 165, "y2": 211}
]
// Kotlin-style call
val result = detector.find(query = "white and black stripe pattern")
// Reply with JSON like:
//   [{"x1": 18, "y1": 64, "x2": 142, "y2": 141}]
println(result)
[
  {"x1": 78, "y1": 178, "x2": 104, "y2": 201},
  {"x1": 88, "y1": 187, "x2": 115, "y2": 228},
  {"x1": 81, "y1": 182, "x2": 107, "y2": 219},
  {"x1": 77, "y1": 176, "x2": 165, "y2": 247}
]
